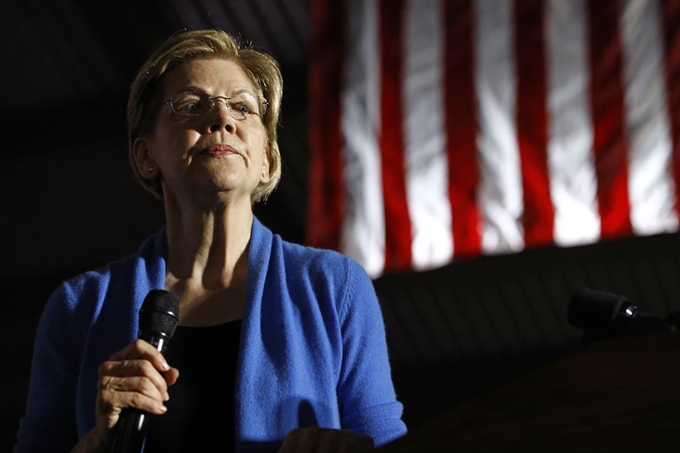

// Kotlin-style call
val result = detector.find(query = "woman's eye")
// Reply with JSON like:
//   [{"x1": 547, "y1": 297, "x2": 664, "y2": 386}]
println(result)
[
  {"x1": 232, "y1": 102, "x2": 252, "y2": 115},
  {"x1": 177, "y1": 97, "x2": 204, "y2": 112}
]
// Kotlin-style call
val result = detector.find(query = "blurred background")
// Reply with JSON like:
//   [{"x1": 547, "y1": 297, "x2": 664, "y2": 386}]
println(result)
[{"x1": 3, "y1": 0, "x2": 680, "y2": 451}]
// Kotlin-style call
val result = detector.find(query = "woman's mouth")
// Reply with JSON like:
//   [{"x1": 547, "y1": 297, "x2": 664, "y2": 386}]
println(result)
[{"x1": 202, "y1": 144, "x2": 239, "y2": 157}]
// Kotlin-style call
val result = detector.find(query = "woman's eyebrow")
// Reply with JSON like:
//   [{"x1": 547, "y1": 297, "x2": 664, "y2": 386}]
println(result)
[
  {"x1": 230, "y1": 88, "x2": 259, "y2": 98},
  {"x1": 168, "y1": 86, "x2": 206, "y2": 97},
  {"x1": 170, "y1": 87, "x2": 258, "y2": 97}
]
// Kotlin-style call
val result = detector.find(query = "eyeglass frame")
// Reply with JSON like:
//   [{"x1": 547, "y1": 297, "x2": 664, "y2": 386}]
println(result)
[{"x1": 163, "y1": 89, "x2": 269, "y2": 120}]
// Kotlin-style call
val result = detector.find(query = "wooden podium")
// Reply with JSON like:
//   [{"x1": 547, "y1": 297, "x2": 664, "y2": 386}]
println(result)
[{"x1": 378, "y1": 329, "x2": 680, "y2": 452}]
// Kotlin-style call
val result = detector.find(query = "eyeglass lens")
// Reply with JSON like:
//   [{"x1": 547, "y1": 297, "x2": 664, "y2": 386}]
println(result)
[{"x1": 169, "y1": 93, "x2": 262, "y2": 118}]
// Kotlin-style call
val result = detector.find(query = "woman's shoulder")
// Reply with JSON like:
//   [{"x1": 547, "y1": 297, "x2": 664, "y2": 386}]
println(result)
[
  {"x1": 278, "y1": 237, "x2": 360, "y2": 274},
  {"x1": 54, "y1": 228, "x2": 165, "y2": 307},
  {"x1": 274, "y1": 237, "x2": 376, "y2": 303},
  {"x1": 255, "y1": 217, "x2": 358, "y2": 273},
  {"x1": 51, "y1": 256, "x2": 133, "y2": 312}
]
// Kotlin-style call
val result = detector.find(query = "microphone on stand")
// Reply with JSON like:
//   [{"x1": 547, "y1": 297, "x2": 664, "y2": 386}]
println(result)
[
  {"x1": 567, "y1": 287, "x2": 667, "y2": 343},
  {"x1": 110, "y1": 289, "x2": 180, "y2": 453}
]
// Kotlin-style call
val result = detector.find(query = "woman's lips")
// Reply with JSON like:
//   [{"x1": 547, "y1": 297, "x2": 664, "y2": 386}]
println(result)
[{"x1": 202, "y1": 144, "x2": 239, "y2": 157}]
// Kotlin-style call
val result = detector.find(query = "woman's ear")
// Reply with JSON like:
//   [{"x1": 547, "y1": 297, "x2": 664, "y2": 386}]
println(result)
[
  {"x1": 260, "y1": 147, "x2": 271, "y2": 183},
  {"x1": 133, "y1": 136, "x2": 157, "y2": 180}
]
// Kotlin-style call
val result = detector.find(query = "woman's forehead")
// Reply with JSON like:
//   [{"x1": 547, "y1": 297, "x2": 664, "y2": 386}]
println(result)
[{"x1": 163, "y1": 57, "x2": 255, "y2": 94}]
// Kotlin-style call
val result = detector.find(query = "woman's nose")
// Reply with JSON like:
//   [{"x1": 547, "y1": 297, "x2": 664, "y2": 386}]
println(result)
[{"x1": 208, "y1": 101, "x2": 236, "y2": 133}]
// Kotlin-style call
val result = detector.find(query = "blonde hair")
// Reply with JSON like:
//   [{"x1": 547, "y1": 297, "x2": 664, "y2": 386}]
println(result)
[{"x1": 127, "y1": 29, "x2": 283, "y2": 203}]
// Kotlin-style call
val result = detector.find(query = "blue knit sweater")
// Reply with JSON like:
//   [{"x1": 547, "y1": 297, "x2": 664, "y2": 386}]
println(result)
[{"x1": 15, "y1": 217, "x2": 407, "y2": 452}]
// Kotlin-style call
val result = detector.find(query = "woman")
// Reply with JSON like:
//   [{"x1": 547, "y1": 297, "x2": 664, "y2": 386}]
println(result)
[{"x1": 15, "y1": 29, "x2": 407, "y2": 452}]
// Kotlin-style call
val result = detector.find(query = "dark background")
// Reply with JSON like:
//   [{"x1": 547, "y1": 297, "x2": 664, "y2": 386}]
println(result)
[{"x1": 3, "y1": 1, "x2": 680, "y2": 451}]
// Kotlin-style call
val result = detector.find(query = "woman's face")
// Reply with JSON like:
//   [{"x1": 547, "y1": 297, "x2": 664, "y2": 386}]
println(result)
[{"x1": 134, "y1": 57, "x2": 270, "y2": 205}]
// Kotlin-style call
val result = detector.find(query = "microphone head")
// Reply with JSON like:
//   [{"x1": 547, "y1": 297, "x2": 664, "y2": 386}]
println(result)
[
  {"x1": 139, "y1": 289, "x2": 180, "y2": 341},
  {"x1": 568, "y1": 287, "x2": 633, "y2": 331}
]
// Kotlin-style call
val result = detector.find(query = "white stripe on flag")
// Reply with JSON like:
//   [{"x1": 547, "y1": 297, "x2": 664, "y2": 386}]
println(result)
[
  {"x1": 404, "y1": 0, "x2": 453, "y2": 270},
  {"x1": 341, "y1": 0, "x2": 385, "y2": 277},
  {"x1": 546, "y1": 0, "x2": 601, "y2": 246},
  {"x1": 621, "y1": 0, "x2": 679, "y2": 235},
  {"x1": 476, "y1": 0, "x2": 524, "y2": 254}
]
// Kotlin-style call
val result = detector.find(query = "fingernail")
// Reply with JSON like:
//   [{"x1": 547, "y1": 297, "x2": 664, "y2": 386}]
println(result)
[
  {"x1": 160, "y1": 360, "x2": 170, "y2": 371},
  {"x1": 164, "y1": 391, "x2": 170, "y2": 401},
  {"x1": 159, "y1": 405, "x2": 168, "y2": 413}
]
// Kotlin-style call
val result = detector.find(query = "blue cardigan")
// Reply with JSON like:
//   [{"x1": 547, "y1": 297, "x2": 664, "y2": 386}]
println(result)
[{"x1": 15, "y1": 217, "x2": 407, "y2": 452}]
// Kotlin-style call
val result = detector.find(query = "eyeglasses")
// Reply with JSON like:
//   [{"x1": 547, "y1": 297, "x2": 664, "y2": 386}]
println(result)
[{"x1": 164, "y1": 91, "x2": 268, "y2": 120}]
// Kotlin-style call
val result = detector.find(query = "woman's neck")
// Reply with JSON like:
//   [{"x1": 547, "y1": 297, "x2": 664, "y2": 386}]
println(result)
[
  {"x1": 163, "y1": 196, "x2": 253, "y2": 287},
  {"x1": 162, "y1": 199, "x2": 253, "y2": 326}
]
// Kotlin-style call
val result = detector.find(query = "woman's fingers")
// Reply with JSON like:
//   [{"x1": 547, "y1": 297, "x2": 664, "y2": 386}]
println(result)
[
  {"x1": 95, "y1": 339, "x2": 178, "y2": 432},
  {"x1": 100, "y1": 372, "x2": 169, "y2": 404},
  {"x1": 110, "y1": 339, "x2": 171, "y2": 371},
  {"x1": 99, "y1": 358, "x2": 171, "y2": 399}
]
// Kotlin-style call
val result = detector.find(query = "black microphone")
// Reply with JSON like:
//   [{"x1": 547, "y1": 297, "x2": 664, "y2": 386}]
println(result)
[
  {"x1": 110, "y1": 289, "x2": 180, "y2": 453},
  {"x1": 568, "y1": 287, "x2": 666, "y2": 342}
]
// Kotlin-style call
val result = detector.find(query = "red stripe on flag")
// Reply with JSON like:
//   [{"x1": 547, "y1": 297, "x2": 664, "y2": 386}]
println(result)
[
  {"x1": 587, "y1": 0, "x2": 633, "y2": 239},
  {"x1": 661, "y1": 0, "x2": 680, "y2": 220},
  {"x1": 515, "y1": 0, "x2": 555, "y2": 247},
  {"x1": 379, "y1": 0, "x2": 413, "y2": 271},
  {"x1": 444, "y1": 0, "x2": 482, "y2": 259},
  {"x1": 306, "y1": 0, "x2": 345, "y2": 251}
]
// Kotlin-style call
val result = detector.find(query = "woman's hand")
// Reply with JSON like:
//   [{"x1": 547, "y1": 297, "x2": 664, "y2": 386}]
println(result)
[
  {"x1": 71, "y1": 339, "x2": 179, "y2": 452},
  {"x1": 278, "y1": 427, "x2": 375, "y2": 453}
]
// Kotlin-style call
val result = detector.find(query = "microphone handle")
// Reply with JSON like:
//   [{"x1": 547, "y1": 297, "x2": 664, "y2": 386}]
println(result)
[
  {"x1": 110, "y1": 410, "x2": 147, "y2": 453},
  {"x1": 110, "y1": 333, "x2": 168, "y2": 453}
]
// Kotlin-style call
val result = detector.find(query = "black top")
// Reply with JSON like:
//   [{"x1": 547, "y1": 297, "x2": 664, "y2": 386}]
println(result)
[{"x1": 144, "y1": 319, "x2": 242, "y2": 452}]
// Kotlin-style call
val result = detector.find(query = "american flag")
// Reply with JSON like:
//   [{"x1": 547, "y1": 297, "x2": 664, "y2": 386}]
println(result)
[{"x1": 306, "y1": 0, "x2": 680, "y2": 278}]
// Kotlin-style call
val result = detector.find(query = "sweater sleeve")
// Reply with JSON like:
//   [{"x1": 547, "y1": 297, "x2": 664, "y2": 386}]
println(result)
[
  {"x1": 14, "y1": 281, "x2": 89, "y2": 453},
  {"x1": 336, "y1": 257, "x2": 408, "y2": 447}
]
